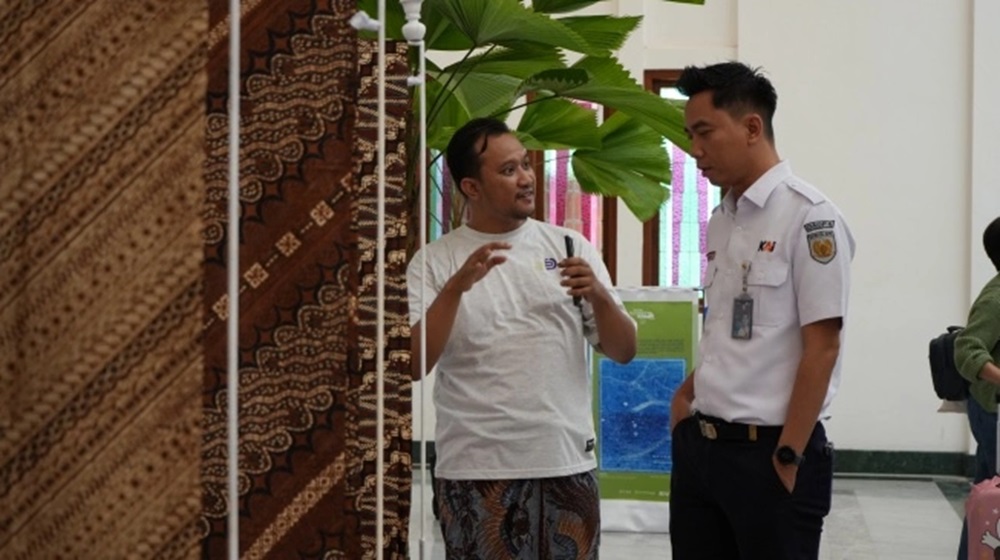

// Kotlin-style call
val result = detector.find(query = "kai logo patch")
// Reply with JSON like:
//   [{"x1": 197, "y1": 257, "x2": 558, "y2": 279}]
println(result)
[
  {"x1": 807, "y1": 230, "x2": 837, "y2": 264},
  {"x1": 544, "y1": 258, "x2": 558, "y2": 270},
  {"x1": 758, "y1": 241, "x2": 777, "y2": 253},
  {"x1": 804, "y1": 220, "x2": 837, "y2": 264}
]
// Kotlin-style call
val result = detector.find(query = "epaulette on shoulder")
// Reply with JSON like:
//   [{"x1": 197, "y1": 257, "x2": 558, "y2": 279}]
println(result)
[{"x1": 786, "y1": 180, "x2": 825, "y2": 205}]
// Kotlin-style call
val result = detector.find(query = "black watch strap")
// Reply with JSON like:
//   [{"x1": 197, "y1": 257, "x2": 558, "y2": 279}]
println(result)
[{"x1": 775, "y1": 445, "x2": 805, "y2": 467}]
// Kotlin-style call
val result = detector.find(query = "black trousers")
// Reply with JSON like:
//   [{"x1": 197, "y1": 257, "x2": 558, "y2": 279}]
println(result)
[{"x1": 669, "y1": 416, "x2": 834, "y2": 560}]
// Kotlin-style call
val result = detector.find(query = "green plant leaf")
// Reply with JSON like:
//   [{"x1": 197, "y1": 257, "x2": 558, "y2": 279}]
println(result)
[
  {"x1": 572, "y1": 56, "x2": 642, "y2": 89},
  {"x1": 423, "y1": 6, "x2": 475, "y2": 50},
  {"x1": 557, "y1": 16, "x2": 641, "y2": 54},
  {"x1": 430, "y1": 70, "x2": 522, "y2": 119},
  {"x1": 531, "y1": 0, "x2": 602, "y2": 13},
  {"x1": 518, "y1": 68, "x2": 591, "y2": 97},
  {"x1": 572, "y1": 158, "x2": 667, "y2": 222},
  {"x1": 571, "y1": 113, "x2": 672, "y2": 222},
  {"x1": 428, "y1": 125, "x2": 458, "y2": 152},
  {"x1": 432, "y1": 0, "x2": 600, "y2": 55},
  {"x1": 425, "y1": 78, "x2": 470, "y2": 151},
  {"x1": 516, "y1": 99, "x2": 602, "y2": 150},
  {"x1": 572, "y1": 87, "x2": 690, "y2": 151},
  {"x1": 399, "y1": 0, "x2": 705, "y2": 227},
  {"x1": 544, "y1": 58, "x2": 691, "y2": 151},
  {"x1": 444, "y1": 44, "x2": 566, "y2": 79},
  {"x1": 584, "y1": 112, "x2": 671, "y2": 180}
]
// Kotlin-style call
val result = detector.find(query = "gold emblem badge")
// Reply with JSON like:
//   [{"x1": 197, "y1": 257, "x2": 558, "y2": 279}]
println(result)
[{"x1": 807, "y1": 231, "x2": 837, "y2": 264}]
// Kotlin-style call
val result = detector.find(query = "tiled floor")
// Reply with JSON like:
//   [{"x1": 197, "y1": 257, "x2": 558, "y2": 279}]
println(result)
[{"x1": 408, "y1": 473, "x2": 967, "y2": 559}]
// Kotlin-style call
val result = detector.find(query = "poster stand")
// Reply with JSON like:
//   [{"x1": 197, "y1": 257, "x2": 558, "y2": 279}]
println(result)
[{"x1": 594, "y1": 286, "x2": 700, "y2": 533}]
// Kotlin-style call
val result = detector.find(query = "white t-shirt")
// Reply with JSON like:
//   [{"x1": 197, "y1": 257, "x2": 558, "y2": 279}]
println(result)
[
  {"x1": 407, "y1": 219, "x2": 629, "y2": 479},
  {"x1": 694, "y1": 161, "x2": 855, "y2": 426}
]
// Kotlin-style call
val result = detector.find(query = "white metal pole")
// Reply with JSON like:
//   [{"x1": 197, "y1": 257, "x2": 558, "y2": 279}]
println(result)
[
  {"x1": 226, "y1": 0, "x2": 241, "y2": 557},
  {"x1": 400, "y1": 3, "x2": 427, "y2": 557},
  {"x1": 417, "y1": 46, "x2": 428, "y2": 560},
  {"x1": 376, "y1": 0, "x2": 387, "y2": 558}
]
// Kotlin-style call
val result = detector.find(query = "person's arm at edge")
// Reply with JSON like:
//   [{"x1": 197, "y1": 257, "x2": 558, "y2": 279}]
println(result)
[
  {"x1": 410, "y1": 285, "x2": 463, "y2": 381},
  {"x1": 409, "y1": 241, "x2": 511, "y2": 380},
  {"x1": 956, "y1": 295, "x2": 1000, "y2": 385},
  {"x1": 978, "y1": 362, "x2": 1000, "y2": 385},
  {"x1": 589, "y1": 284, "x2": 637, "y2": 364},
  {"x1": 776, "y1": 202, "x2": 853, "y2": 488},
  {"x1": 670, "y1": 370, "x2": 696, "y2": 432},
  {"x1": 775, "y1": 317, "x2": 842, "y2": 488}
]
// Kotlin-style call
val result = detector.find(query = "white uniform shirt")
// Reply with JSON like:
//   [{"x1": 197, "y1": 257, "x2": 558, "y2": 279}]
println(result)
[
  {"x1": 407, "y1": 219, "x2": 631, "y2": 479},
  {"x1": 694, "y1": 161, "x2": 855, "y2": 426}
]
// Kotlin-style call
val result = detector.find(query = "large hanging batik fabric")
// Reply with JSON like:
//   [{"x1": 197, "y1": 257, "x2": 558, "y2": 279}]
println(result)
[
  {"x1": 0, "y1": 2, "x2": 207, "y2": 559},
  {"x1": 200, "y1": 0, "x2": 412, "y2": 557}
]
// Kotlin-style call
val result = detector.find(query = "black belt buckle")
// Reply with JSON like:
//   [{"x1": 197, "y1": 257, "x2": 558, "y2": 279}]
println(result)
[
  {"x1": 698, "y1": 418, "x2": 718, "y2": 440},
  {"x1": 698, "y1": 416, "x2": 758, "y2": 442}
]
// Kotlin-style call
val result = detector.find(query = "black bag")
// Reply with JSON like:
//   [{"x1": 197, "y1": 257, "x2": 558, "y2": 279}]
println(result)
[{"x1": 928, "y1": 326, "x2": 967, "y2": 401}]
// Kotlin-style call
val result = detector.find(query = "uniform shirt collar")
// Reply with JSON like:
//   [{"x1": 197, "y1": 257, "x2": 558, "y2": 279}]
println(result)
[{"x1": 722, "y1": 160, "x2": 792, "y2": 213}]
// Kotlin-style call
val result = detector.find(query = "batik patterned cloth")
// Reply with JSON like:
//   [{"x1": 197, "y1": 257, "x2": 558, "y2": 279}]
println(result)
[
  {"x1": 1, "y1": 0, "x2": 412, "y2": 557},
  {"x1": 0, "y1": 1, "x2": 207, "y2": 558},
  {"x1": 200, "y1": 1, "x2": 412, "y2": 557},
  {"x1": 436, "y1": 472, "x2": 601, "y2": 560}
]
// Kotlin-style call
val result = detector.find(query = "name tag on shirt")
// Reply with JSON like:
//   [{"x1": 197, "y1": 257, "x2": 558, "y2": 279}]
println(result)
[{"x1": 732, "y1": 293, "x2": 754, "y2": 340}]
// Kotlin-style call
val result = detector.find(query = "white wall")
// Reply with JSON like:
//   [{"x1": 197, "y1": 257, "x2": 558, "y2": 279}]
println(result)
[
  {"x1": 971, "y1": 0, "x2": 1000, "y2": 295},
  {"x1": 614, "y1": 0, "x2": 997, "y2": 453},
  {"x1": 740, "y1": 0, "x2": 973, "y2": 452}
]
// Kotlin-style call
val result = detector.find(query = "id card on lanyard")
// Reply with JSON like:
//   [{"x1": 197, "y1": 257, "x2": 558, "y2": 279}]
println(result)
[{"x1": 732, "y1": 261, "x2": 753, "y2": 340}]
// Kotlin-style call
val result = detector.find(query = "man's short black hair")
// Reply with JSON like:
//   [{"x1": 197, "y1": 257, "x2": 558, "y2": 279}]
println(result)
[
  {"x1": 676, "y1": 61, "x2": 778, "y2": 141},
  {"x1": 984, "y1": 216, "x2": 1000, "y2": 271},
  {"x1": 445, "y1": 118, "x2": 512, "y2": 194}
]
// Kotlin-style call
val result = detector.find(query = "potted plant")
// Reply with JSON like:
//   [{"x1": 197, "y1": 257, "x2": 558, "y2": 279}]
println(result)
[{"x1": 359, "y1": 0, "x2": 703, "y2": 233}]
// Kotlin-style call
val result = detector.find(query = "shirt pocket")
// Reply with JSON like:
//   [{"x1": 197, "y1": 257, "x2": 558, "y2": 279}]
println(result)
[{"x1": 747, "y1": 261, "x2": 792, "y2": 327}]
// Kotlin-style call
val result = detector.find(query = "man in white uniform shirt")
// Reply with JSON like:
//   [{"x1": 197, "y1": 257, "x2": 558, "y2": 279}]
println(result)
[
  {"x1": 668, "y1": 62, "x2": 855, "y2": 560},
  {"x1": 407, "y1": 118, "x2": 637, "y2": 559}
]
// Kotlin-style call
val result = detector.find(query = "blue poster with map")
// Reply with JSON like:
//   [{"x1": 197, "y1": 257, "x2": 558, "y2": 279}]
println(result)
[
  {"x1": 598, "y1": 358, "x2": 686, "y2": 473},
  {"x1": 593, "y1": 287, "x2": 699, "y2": 532}
]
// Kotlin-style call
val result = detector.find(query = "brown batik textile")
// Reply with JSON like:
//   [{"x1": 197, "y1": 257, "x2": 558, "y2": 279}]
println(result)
[
  {"x1": 200, "y1": 0, "x2": 412, "y2": 557},
  {"x1": 0, "y1": 1, "x2": 207, "y2": 559},
  {"x1": 349, "y1": 39, "x2": 415, "y2": 560}
]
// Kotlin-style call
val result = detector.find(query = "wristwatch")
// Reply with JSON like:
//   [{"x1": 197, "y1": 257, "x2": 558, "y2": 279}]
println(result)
[{"x1": 775, "y1": 445, "x2": 805, "y2": 467}]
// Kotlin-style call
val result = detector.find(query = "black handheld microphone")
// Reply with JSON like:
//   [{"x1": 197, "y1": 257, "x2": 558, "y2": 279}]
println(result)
[{"x1": 564, "y1": 235, "x2": 581, "y2": 307}]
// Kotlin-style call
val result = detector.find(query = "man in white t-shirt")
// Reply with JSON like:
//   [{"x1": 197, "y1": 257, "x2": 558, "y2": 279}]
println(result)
[
  {"x1": 407, "y1": 118, "x2": 637, "y2": 559},
  {"x1": 668, "y1": 62, "x2": 855, "y2": 560}
]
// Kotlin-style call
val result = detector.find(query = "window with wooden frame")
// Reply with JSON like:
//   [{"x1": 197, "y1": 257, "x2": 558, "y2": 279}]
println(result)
[{"x1": 643, "y1": 70, "x2": 722, "y2": 287}]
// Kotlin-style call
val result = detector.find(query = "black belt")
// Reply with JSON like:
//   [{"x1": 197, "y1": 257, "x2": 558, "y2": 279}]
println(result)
[{"x1": 694, "y1": 413, "x2": 782, "y2": 442}]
